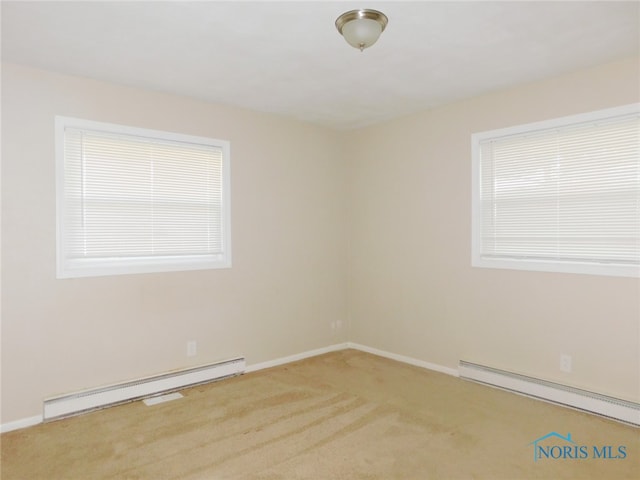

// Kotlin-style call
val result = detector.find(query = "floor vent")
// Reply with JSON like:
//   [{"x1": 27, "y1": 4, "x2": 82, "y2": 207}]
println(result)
[
  {"x1": 143, "y1": 392, "x2": 184, "y2": 406},
  {"x1": 459, "y1": 361, "x2": 639, "y2": 426},
  {"x1": 43, "y1": 357, "x2": 245, "y2": 421}
]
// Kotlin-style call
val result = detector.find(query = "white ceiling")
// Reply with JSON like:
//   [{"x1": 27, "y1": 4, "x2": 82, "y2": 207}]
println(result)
[{"x1": 2, "y1": 1, "x2": 639, "y2": 130}]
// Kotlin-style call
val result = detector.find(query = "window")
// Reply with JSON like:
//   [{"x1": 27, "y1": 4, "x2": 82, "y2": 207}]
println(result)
[
  {"x1": 472, "y1": 104, "x2": 639, "y2": 277},
  {"x1": 56, "y1": 117, "x2": 231, "y2": 278}
]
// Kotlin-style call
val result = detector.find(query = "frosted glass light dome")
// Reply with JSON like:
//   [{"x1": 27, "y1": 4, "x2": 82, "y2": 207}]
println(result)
[{"x1": 335, "y1": 9, "x2": 388, "y2": 51}]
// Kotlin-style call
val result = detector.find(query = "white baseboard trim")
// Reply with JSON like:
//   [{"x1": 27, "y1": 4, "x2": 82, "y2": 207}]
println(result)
[
  {"x1": 1, "y1": 415, "x2": 43, "y2": 434},
  {"x1": 9, "y1": 342, "x2": 632, "y2": 432},
  {"x1": 245, "y1": 343, "x2": 349, "y2": 373},
  {"x1": 347, "y1": 342, "x2": 459, "y2": 377}
]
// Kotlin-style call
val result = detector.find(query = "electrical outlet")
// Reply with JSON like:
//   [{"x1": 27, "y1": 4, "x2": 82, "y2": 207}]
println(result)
[
  {"x1": 560, "y1": 354, "x2": 572, "y2": 373},
  {"x1": 187, "y1": 341, "x2": 197, "y2": 357}
]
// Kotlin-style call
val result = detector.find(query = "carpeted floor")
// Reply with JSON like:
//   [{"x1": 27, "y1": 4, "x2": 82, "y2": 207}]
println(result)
[{"x1": 1, "y1": 349, "x2": 638, "y2": 479}]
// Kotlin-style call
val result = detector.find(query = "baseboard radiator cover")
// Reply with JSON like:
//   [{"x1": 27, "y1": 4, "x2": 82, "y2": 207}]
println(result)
[
  {"x1": 43, "y1": 357, "x2": 245, "y2": 421},
  {"x1": 459, "y1": 361, "x2": 639, "y2": 426}
]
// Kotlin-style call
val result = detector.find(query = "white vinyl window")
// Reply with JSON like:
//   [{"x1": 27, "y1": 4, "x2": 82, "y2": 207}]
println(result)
[
  {"x1": 472, "y1": 104, "x2": 639, "y2": 277},
  {"x1": 56, "y1": 117, "x2": 231, "y2": 278}
]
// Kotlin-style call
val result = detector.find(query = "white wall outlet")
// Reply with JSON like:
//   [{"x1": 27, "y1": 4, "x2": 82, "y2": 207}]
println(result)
[
  {"x1": 187, "y1": 341, "x2": 197, "y2": 357},
  {"x1": 560, "y1": 354, "x2": 572, "y2": 373}
]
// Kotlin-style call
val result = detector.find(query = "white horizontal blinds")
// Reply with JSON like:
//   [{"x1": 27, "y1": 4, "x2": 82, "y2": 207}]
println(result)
[
  {"x1": 63, "y1": 128, "x2": 224, "y2": 261},
  {"x1": 480, "y1": 113, "x2": 640, "y2": 265}
]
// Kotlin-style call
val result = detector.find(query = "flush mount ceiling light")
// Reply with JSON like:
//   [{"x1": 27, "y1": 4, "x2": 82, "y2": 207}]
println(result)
[{"x1": 335, "y1": 9, "x2": 388, "y2": 52}]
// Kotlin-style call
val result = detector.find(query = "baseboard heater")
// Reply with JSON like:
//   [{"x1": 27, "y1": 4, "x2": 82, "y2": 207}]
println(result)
[
  {"x1": 459, "y1": 361, "x2": 640, "y2": 426},
  {"x1": 43, "y1": 357, "x2": 245, "y2": 421}
]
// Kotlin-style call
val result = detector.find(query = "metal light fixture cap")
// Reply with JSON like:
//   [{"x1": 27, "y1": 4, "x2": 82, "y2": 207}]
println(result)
[{"x1": 335, "y1": 9, "x2": 388, "y2": 35}]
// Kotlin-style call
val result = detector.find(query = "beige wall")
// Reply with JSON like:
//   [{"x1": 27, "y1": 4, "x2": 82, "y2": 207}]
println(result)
[
  {"x1": 347, "y1": 56, "x2": 640, "y2": 402},
  {"x1": 1, "y1": 64, "x2": 348, "y2": 423},
  {"x1": 2, "y1": 57, "x2": 639, "y2": 425}
]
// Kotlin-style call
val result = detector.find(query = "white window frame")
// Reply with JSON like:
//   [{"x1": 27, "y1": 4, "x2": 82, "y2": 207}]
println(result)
[
  {"x1": 472, "y1": 104, "x2": 639, "y2": 278},
  {"x1": 56, "y1": 117, "x2": 231, "y2": 278}
]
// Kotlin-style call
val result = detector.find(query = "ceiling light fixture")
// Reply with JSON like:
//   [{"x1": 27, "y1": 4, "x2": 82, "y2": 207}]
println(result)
[{"x1": 335, "y1": 9, "x2": 388, "y2": 52}]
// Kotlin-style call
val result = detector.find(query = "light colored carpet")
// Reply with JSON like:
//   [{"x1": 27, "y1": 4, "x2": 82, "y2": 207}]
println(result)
[{"x1": 1, "y1": 349, "x2": 638, "y2": 479}]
